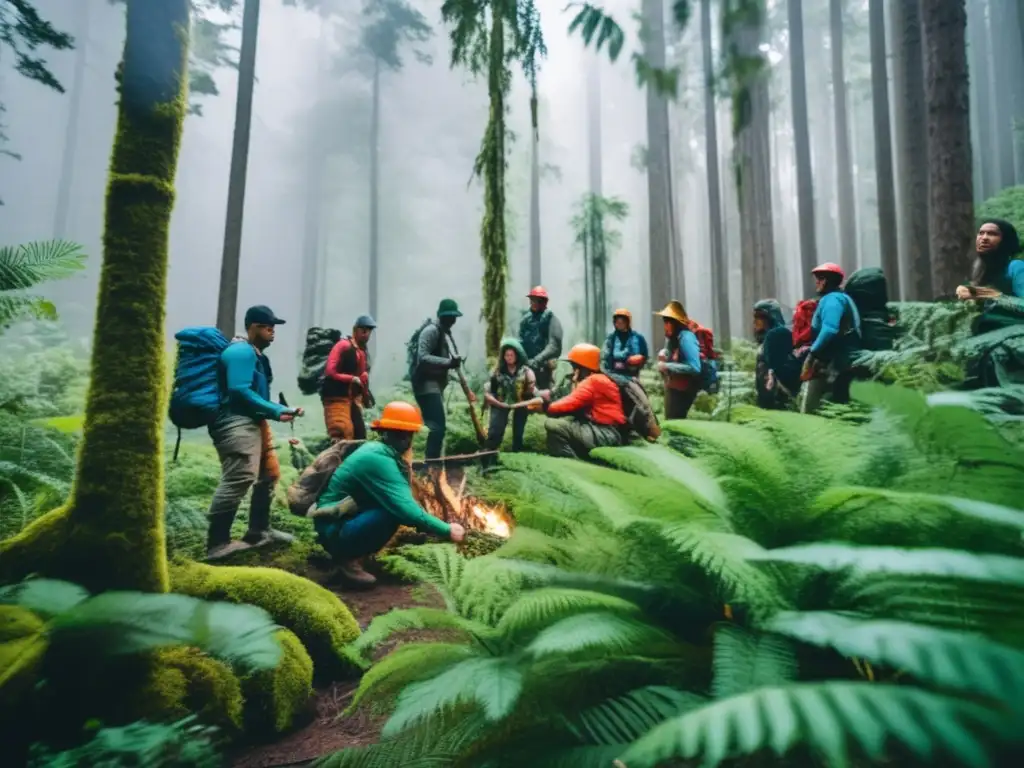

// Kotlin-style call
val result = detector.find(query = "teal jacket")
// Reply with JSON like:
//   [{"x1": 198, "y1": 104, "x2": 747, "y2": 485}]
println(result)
[
  {"x1": 219, "y1": 342, "x2": 287, "y2": 421},
  {"x1": 317, "y1": 441, "x2": 451, "y2": 538}
]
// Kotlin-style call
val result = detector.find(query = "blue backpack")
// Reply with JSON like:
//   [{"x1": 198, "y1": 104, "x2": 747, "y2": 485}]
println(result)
[{"x1": 169, "y1": 327, "x2": 231, "y2": 431}]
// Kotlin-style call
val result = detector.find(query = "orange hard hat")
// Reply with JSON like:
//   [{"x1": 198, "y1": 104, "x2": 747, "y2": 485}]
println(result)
[
  {"x1": 612, "y1": 308, "x2": 632, "y2": 321},
  {"x1": 527, "y1": 286, "x2": 549, "y2": 300},
  {"x1": 565, "y1": 343, "x2": 601, "y2": 372},
  {"x1": 370, "y1": 401, "x2": 423, "y2": 432},
  {"x1": 811, "y1": 262, "x2": 845, "y2": 281}
]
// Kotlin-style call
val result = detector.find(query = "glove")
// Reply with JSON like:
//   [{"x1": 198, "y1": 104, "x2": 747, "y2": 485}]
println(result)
[{"x1": 449, "y1": 356, "x2": 463, "y2": 369}]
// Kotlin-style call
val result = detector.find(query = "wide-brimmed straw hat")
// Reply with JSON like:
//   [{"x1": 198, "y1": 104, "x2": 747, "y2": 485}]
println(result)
[{"x1": 653, "y1": 300, "x2": 689, "y2": 325}]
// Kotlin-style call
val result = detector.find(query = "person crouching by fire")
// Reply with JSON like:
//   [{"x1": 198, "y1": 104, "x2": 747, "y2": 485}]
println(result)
[{"x1": 311, "y1": 401, "x2": 465, "y2": 586}]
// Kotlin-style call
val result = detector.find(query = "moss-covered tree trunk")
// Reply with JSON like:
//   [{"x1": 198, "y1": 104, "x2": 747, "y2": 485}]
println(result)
[
  {"x1": 480, "y1": 8, "x2": 508, "y2": 359},
  {"x1": 0, "y1": 0, "x2": 190, "y2": 594}
]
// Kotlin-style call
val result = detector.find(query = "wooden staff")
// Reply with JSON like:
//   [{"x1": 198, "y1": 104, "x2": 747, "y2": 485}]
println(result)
[{"x1": 444, "y1": 330, "x2": 487, "y2": 447}]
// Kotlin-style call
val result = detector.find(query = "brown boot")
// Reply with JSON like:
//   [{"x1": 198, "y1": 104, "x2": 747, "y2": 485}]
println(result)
[
  {"x1": 206, "y1": 540, "x2": 252, "y2": 561},
  {"x1": 337, "y1": 559, "x2": 377, "y2": 586}
]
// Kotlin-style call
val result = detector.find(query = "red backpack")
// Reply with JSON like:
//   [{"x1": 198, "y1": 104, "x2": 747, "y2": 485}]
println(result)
[{"x1": 688, "y1": 322, "x2": 719, "y2": 393}]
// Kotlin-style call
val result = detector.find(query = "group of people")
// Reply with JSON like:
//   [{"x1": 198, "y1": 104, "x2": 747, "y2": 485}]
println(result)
[{"x1": 752, "y1": 218, "x2": 1024, "y2": 413}]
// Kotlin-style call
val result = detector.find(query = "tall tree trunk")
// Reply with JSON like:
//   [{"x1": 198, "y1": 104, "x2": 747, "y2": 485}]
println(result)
[
  {"x1": 787, "y1": 0, "x2": 817, "y2": 296},
  {"x1": 299, "y1": 16, "x2": 328, "y2": 335},
  {"x1": 528, "y1": 86, "x2": 541, "y2": 287},
  {"x1": 587, "y1": 60, "x2": 603, "y2": 340},
  {"x1": 869, "y1": 0, "x2": 900, "y2": 296},
  {"x1": 0, "y1": 0, "x2": 190, "y2": 592},
  {"x1": 369, "y1": 56, "x2": 381, "y2": 323},
  {"x1": 890, "y1": 0, "x2": 933, "y2": 300},
  {"x1": 1005, "y1": 0, "x2": 1024, "y2": 182},
  {"x1": 701, "y1": 0, "x2": 729, "y2": 341},
  {"x1": 832, "y1": 0, "x2": 858, "y2": 273},
  {"x1": 53, "y1": 0, "x2": 90, "y2": 239},
  {"x1": 967, "y1": 0, "x2": 993, "y2": 200},
  {"x1": 216, "y1": 0, "x2": 260, "y2": 336},
  {"x1": 643, "y1": 0, "x2": 677, "y2": 314},
  {"x1": 921, "y1": 0, "x2": 974, "y2": 294},
  {"x1": 987, "y1": 0, "x2": 1016, "y2": 190},
  {"x1": 480, "y1": 9, "x2": 508, "y2": 358},
  {"x1": 728, "y1": 0, "x2": 776, "y2": 322}
]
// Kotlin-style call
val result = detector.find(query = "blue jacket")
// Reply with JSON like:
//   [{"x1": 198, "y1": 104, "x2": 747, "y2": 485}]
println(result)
[
  {"x1": 602, "y1": 329, "x2": 649, "y2": 375},
  {"x1": 219, "y1": 342, "x2": 287, "y2": 421},
  {"x1": 810, "y1": 292, "x2": 861, "y2": 363},
  {"x1": 662, "y1": 329, "x2": 702, "y2": 375},
  {"x1": 1006, "y1": 260, "x2": 1024, "y2": 298}
]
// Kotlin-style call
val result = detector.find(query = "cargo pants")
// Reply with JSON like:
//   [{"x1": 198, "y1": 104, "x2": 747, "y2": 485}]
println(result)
[
  {"x1": 206, "y1": 413, "x2": 280, "y2": 548},
  {"x1": 544, "y1": 418, "x2": 622, "y2": 459}
]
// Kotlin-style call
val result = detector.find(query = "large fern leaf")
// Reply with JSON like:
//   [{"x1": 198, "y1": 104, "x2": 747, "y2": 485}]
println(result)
[
  {"x1": 563, "y1": 685, "x2": 705, "y2": 746},
  {"x1": 383, "y1": 657, "x2": 523, "y2": 737},
  {"x1": 0, "y1": 240, "x2": 86, "y2": 329},
  {"x1": 524, "y1": 611, "x2": 675, "y2": 658},
  {"x1": 766, "y1": 610, "x2": 1024, "y2": 709},
  {"x1": 619, "y1": 682, "x2": 1013, "y2": 768},
  {"x1": 711, "y1": 624, "x2": 798, "y2": 699},
  {"x1": 347, "y1": 642, "x2": 478, "y2": 715},
  {"x1": 496, "y1": 588, "x2": 642, "y2": 640},
  {"x1": 350, "y1": 607, "x2": 497, "y2": 659}
]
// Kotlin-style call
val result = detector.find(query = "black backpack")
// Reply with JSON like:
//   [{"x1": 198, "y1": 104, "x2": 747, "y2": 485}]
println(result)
[
  {"x1": 845, "y1": 267, "x2": 898, "y2": 352},
  {"x1": 297, "y1": 327, "x2": 342, "y2": 395},
  {"x1": 405, "y1": 319, "x2": 441, "y2": 382}
]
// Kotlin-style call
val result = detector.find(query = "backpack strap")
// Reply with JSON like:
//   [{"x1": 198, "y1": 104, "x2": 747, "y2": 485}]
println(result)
[{"x1": 172, "y1": 426, "x2": 182, "y2": 463}]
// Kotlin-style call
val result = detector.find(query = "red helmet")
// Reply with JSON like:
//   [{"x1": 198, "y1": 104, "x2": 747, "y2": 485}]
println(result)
[
  {"x1": 527, "y1": 286, "x2": 549, "y2": 300},
  {"x1": 811, "y1": 262, "x2": 845, "y2": 281}
]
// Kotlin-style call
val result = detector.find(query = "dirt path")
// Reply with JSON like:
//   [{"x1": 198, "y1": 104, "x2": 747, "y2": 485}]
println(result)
[{"x1": 230, "y1": 578, "x2": 445, "y2": 768}]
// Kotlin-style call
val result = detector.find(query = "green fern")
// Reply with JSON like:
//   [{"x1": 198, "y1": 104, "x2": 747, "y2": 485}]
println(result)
[
  {"x1": 619, "y1": 681, "x2": 1015, "y2": 767},
  {"x1": 711, "y1": 624, "x2": 798, "y2": 698},
  {"x1": 0, "y1": 240, "x2": 86, "y2": 330},
  {"x1": 562, "y1": 685, "x2": 705, "y2": 746}
]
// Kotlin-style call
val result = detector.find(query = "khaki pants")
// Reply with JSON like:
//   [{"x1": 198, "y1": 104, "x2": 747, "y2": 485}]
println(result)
[
  {"x1": 545, "y1": 418, "x2": 622, "y2": 459},
  {"x1": 206, "y1": 414, "x2": 280, "y2": 548}
]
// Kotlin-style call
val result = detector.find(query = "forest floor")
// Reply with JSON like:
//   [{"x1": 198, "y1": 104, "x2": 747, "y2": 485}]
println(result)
[{"x1": 230, "y1": 575, "x2": 446, "y2": 768}]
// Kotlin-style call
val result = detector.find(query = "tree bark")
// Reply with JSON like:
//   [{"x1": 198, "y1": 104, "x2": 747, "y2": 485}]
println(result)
[
  {"x1": 299, "y1": 16, "x2": 328, "y2": 335},
  {"x1": 787, "y1": 0, "x2": 817, "y2": 296},
  {"x1": 0, "y1": 0, "x2": 191, "y2": 593},
  {"x1": 987, "y1": 0, "x2": 1017, "y2": 190},
  {"x1": 967, "y1": 0, "x2": 993, "y2": 199},
  {"x1": 1005, "y1": 0, "x2": 1024, "y2": 182},
  {"x1": 830, "y1": 0, "x2": 858, "y2": 274},
  {"x1": 643, "y1": 0, "x2": 678, "y2": 315},
  {"x1": 529, "y1": 86, "x2": 541, "y2": 287},
  {"x1": 869, "y1": 0, "x2": 900, "y2": 297},
  {"x1": 701, "y1": 0, "x2": 729, "y2": 341},
  {"x1": 369, "y1": 55, "x2": 381, "y2": 323},
  {"x1": 216, "y1": 0, "x2": 260, "y2": 336},
  {"x1": 921, "y1": 0, "x2": 974, "y2": 294},
  {"x1": 890, "y1": 0, "x2": 933, "y2": 299},
  {"x1": 53, "y1": 0, "x2": 90, "y2": 239}
]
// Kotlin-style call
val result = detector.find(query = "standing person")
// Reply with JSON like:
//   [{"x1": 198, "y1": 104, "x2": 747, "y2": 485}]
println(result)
[
  {"x1": 654, "y1": 300, "x2": 703, "y2": 419},
  {"x1": 801, "y1": 263, "x2": 862, "y2": 414},
  {"x1": 206, "y1": 305, "x2": 303, "y2": 560},
  {"x1": 519, "y1": 286, "x2": 564, "y2": 391},
  {"x1": 482, "y1": 337, "x2": 536, "y2": 462},
  {"x1": 955, "y1": 219, "x2": 1024, "y2": 301},
  {"x1": 534, "y1": 343, "x2": 626, "y2": 459},
  {"x1": 753, "y1": 299, "x2": 787, "y2": 409},
  {"x1": 601, "y1": 308, "x2": 649, "y2": 377},
  {"x1": 312, "y1": 401, "x2": 466, "y2": 586},
  {"x1": 410, "y1": 298, "x2": 464, "y2": 461},
  {"x1": 321, "y1": 315, "x2": 376, "y2": 441}
]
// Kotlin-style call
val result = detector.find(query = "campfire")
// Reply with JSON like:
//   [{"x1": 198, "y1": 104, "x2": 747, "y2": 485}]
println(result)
[{"x1": 410, "y1": 469, "x2": 514, "y2": 540}]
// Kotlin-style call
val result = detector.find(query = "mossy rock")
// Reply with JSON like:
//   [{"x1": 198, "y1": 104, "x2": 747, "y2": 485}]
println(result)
[
  {"x1": 241, "y1": 628, "x2": 314, "y2": 736},
  {"x1": 170, "y1": 559, "x2": 360, "y2": 680},
  {"x1": 220, "y1": 539, "x2": 332, "y2": 578}
]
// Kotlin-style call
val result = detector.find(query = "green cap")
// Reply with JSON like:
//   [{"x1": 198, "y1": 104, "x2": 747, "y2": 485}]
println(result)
[{"x1": 437, "y1": 298, "x2": 462, "y2": 318}]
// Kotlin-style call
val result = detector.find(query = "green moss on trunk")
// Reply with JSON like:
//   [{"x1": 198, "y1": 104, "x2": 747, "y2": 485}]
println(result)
[{"x1": 0, "y1": 0, "x2": 191, "y2": 593}]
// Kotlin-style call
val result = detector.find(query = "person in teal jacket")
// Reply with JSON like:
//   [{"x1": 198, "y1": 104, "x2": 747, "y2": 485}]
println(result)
[
  {"x1": 313, "y1": 401, "x2": 466, "y2": 586},
  {"x1": 802, "y1": 264, "x2": 861, "y2": 414},
  {"x1": 206, "y1": 305, "x2": 303, "y2": 560},
  {"x1": 956, "y1": 219, "x2": 1024, "y2": 302}
]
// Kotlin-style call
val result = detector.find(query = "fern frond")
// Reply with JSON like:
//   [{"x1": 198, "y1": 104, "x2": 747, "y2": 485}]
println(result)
[
  {"x1": 590, "y1": 443, "x2": 730, "y2": 511},
  {"x1": 619, "y1": 682, "x2": 1012, "y2": 768},
  {"x1": 658, "y1": 525, "x2": 790, "y2": 612},
  {"x1": 350, "y1": 607, "x2": 496, "y2": 658},
  {"x1": 525, "y1": 611, "x2": 675, "y2": 658},
  {"x1": 347, "y1": 642, "x2": 478, "y2": 715},
  {"x1": 751, "y1": 543, "x2": 1024, "y2": 586},
  {"x1": 766, "y1": 611, "x2": 1024, "y2": 709},
  {"x1": 384, "y1": 657, "x2": 523, "y2": 738},
  {"x1": 711, "y1": 625, "x2": 798, "y2": 699},
  {"x1": 496, "y1": 588, "x2": 642, "y2": 640},
  {"x1": 377, "y1": 544, "x2": 467, "y2": 611},
  {"x1": 0, "y1": 240, "x2": 86, "y2": 291},
  {"x1": 563, "y1": 685, "x2": 705, "y2": 746}
]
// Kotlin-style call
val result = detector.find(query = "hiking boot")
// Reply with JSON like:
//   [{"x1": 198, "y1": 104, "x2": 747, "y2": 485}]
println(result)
[
  {"x1": 206, "y1": 540, "x2": 252, "y2": 561},
  {"x1": 337, "y1": 559, "x2": 377, "y2": 587},
  {"x1": 243, "y1": 528, "x2": 296, "y2": 547}
]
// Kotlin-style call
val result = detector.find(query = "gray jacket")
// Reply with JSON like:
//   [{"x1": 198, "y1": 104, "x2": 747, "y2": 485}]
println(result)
[{"x1": 413, "y1": 321, "x2": 453, "y2": 395}]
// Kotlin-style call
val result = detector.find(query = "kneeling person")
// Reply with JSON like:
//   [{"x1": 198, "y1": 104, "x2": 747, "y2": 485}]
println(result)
[
  {"x1": 312, "y1": 401, "x2": 465, "y2": 585},
  {"x1": 536, "y1": 343, "x2": 626, "y2": 459}
]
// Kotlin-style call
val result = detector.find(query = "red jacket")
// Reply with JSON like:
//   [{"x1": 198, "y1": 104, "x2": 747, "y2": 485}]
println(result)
[
  {"x1": 321, "y1": 337, "x2": 369, "y2": 398},
  {"x1": 547, "y1": 373, "x2": 626, "y2": 427}
]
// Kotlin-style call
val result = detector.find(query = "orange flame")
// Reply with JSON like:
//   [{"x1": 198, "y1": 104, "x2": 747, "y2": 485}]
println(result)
[{"x1": 410, "y1": 468, "x2": 513, "y2": 539}]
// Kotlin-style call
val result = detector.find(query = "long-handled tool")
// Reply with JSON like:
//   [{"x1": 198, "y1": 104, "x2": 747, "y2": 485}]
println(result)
[{"x1": 444, "y1": 331, "x2": 487, "y2": 447}]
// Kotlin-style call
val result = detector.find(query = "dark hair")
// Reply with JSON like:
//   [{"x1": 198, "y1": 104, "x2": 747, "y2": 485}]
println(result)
[{"x1": 972, "y1": 219, "x2": 1021, "y2": 289}]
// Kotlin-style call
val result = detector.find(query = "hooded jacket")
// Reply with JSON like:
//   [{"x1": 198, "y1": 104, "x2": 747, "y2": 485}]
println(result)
[{"x1": 486, "y1": 337, "x2": 536, "y2": 405}]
